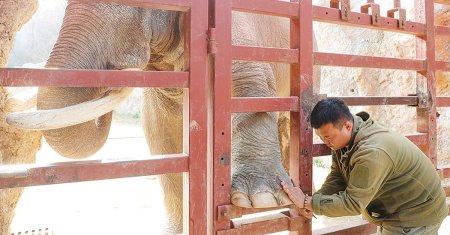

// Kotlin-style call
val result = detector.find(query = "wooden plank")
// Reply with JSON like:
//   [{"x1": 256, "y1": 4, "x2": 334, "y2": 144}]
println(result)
[
  {"x1": 0, "y1": 154, "x2": 189, "y2": 189},
  {"x1": 314, "y1": 53, "x2": 425, "y2": 71},
  {"x1": 0, "y1": 68, "x2": 189, "y2": 88},
  {"x1": 232, "y1": 45, "x2": 298, "y2": 63}
]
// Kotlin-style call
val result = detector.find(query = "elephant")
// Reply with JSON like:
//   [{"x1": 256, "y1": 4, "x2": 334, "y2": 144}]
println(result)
[
  {"x1": 4, "y1": 1, "x2": 324, "y2": 234},
  {"x1": 0, "y1": 1, "x2": 42, "y2": 235}
]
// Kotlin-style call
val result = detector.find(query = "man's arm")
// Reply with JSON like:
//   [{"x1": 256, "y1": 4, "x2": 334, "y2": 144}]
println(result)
[
  {"x1": 316, "y1": 154, "x2": 346, "y2": 195},
  {"x1": 312, "y1": 148, "x2": 394, "y2": 217}
]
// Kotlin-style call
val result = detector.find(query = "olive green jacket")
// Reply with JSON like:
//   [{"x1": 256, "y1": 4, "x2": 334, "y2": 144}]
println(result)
[{"x1": 312, "y1": 112, "x2": 447, "y2": 227}]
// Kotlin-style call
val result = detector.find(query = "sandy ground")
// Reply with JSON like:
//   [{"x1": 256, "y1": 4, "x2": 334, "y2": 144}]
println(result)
[{"x1": 9, "y1": 120, "x2": 450, "y2": 234}]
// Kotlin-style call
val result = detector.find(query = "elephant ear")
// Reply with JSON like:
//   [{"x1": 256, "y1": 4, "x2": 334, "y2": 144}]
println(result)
[{"x1": 37, "y1": 87, "x2": 112, "y2": 159}]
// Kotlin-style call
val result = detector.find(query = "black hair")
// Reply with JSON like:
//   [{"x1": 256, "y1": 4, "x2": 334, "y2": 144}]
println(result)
[{"x1": 310, "y1": 98, "x2": 353, "y2": 129}]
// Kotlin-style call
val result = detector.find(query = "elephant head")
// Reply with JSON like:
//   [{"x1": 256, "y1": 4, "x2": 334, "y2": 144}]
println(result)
[{"x1": 6, "y1": 1, "x2": 296, "y2": 232}]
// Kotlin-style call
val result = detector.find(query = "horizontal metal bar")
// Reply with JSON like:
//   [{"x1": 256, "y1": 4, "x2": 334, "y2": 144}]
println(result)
[
  {"x1": 232, "y1": 45, "x2": 298, "y2": 63},
  {"x1": 443, "y1": 167, "x2": 450, "y2": 179},
  {"x1": 436, "y1": 61, "x2": 450, "y2": 72},
  {"x1": 0, "y1": 154, "x2": 189, "y2": 189},
  {"x1": 313, "y1": 133, "x2": 428, "y2": 157},
  {"x1": 435, "y1": 0, "x2": 450, "y2": 6},
  {"x1": 82, "y1": 0, "x2": 190, "y2": 11},
  {"x1": 217, "y1": 216, "x2": 297, "y2": 235},
  {"x1": 0, "y1": 68, "x2": 189, "y2": 88},
  {"x1": 312, "y1": 219, "x2": 377, "y2": 235},
  {"x1": 313, "y1": 6, "x2": 425, "y2": 36},
  {"x1": 435, "y1": 25, "x2": 450, "y2": 36},
  {"x1": 231, "y1": 97, "x2": 299, "y2": 113},
  {"x1": 437, "y1": 96, "x2": 450, "y2": 107},
  {"x1": 335, "y1": 96, "x2": 419, "y2": 106},
  {"x1": 314, "y1": 52, "x2": 425, "y2": 71},
  {"x1": 232, "y1": 0, "x2": 299, "y2": 18}
]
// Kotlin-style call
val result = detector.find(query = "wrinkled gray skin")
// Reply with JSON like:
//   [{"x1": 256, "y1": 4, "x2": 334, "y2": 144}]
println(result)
[
  {"x1": 36, "y1": 1, "x2": 320, "y2": 233},
  {"x1": 0, "y1": 1, "x2": 41, "y2": 235}
]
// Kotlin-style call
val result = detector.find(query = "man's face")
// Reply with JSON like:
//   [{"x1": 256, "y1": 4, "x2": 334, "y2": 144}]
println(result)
[{"x1": 315, "y1": 121, "x2": 353, "y2": 151}]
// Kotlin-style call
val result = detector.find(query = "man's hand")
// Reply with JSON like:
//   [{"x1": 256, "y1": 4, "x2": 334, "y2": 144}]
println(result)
[
  {"x1": 280, "y1": 181, "x2": 305, "y2": 209},
  {"x1": 299, "y1": 208, "x2": 314, "y2": 220}
]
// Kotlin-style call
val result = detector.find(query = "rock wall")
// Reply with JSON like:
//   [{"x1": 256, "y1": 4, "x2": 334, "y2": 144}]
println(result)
[{"x1": 313, "y1": 0, "x2": 450, "y2": 164}]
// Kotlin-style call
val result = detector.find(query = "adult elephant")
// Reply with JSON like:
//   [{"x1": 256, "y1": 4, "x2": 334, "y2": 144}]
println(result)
[
  {"x1": 7, "y1": 1, "x2": 320, "y2": 233},
  {"x1": 0, "y1": 1, "x2": 42, "y2": 235}
]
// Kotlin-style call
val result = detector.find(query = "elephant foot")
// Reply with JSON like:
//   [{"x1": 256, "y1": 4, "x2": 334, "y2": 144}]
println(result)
[{"x1": 231, "y1": 170, "x2": 294, "y2": 208}]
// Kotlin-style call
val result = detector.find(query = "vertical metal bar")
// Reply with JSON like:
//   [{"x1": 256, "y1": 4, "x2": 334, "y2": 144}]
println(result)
[
  {"x1": 415, "y1": 0, "x2": 437, "y2": 166},
  {"x1": 291, "y1": 0, "x2": 313, "y2": 234},
  {"x1": 213, "y1": 0, "x2": 233, "y2": 233},
  {"x1": 187, "y1": 0, "x2": 209, "y2": 234}
]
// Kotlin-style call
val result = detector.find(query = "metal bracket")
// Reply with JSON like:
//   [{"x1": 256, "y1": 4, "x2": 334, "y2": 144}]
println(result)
[
  {"x1": 330, "y1": 0, "x2": 350, "y2": 21},
  {"x1": 360, "y1": 0, "x2": 381, "y2": 26},
  {"x1": 217, "y1": 205, "x2": 242, "y2": 222},
  {"x1": 207, "y1": 27, "x2": 217, "y2": 55},
  {"x1": 408, "y1": 92, "x2": 427, "y2": 108},
  {"x1": 387, "y1": 0, "x2": 406, "y2": 29}
]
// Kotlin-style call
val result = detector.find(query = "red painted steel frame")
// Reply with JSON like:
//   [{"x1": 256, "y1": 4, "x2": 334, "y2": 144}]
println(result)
[
  {"x1": 416, "y1": 0, "x2": 437, "y2": 166},
  {"x1": 186, "y1": 0, "x2": 210, "y2": 234},
  {"x1": 213, "y1": 0, "x2": 233, "y2": 233}
]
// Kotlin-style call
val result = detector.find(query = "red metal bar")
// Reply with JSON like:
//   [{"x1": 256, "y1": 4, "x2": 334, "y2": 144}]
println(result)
[
  {"x1": 232, "y1": 0, "x2": 299, "y2": 18},
  {"x1": 435, "y1": 25, "x2": 450, "y2": 36},
  {"x1": 217, "y1": 216, "x2": 302, "y2": 235},
  {"x1": 313, "y1": 133, "x2": 428, "y2": 157},
  {"x1": 80, "y1": 0, "x2": 191, "y2": 11},
  {"x1": 213, "y1": 0, "x2": 233, "y2": 233},
  {"x1": 230, "y1": 97, "x2": 299, "y2": 113},
  {"x1": 434, "y1": 0, "x2": 450, "y2": 6},
  {"x1": 187, "y1": 0, "x2": 209, "y2": 233},
  {"x1": 335, "y1": 96, "x2": 419, "y2": 106},
  {"x1": 442, "y1": 167, "x2": 450, "y2": 179},
  {"x1": 232, "y1": 45, "x2": 298, "y2": 64},
  {"x1": 0, "y1": 69, "x2": 189, "y2": 88},
  {"x1": 416, "y1": 0, "x2": 437, "y2": 166},
  {"x1": 297, "y1": 1, "x2": 314, "y2": 234},
  {"x1": 314, "y1": 52, "x2": 425, "y2": 71},
  {"x1": 0, "y1": 154, "x2": 189, "y2": 189},
  {"x1": 312, "y1": 219, "x2": 377, "y2": 235},
  {"x1": 313, "y1": 5, "x2": 425, "y2": 36},
  {"x1": 436, "y1": 61, "x2": 450, "y2": 71},
  {"x1": 437, "y1": 96, "x2": 450, "y2": 107}
]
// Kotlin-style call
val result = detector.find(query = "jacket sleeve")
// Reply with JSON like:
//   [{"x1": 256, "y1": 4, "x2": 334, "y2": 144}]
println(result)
[
  {"x1": 316, "y1": 154, "x2": 346, "y2": 195},
  {"x1": 312, "y1": 148, "x2": 394, "y2": 217}
]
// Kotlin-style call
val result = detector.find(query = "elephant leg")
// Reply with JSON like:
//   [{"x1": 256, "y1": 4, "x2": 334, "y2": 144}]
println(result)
[
  {"x1": 0, "y1": 188, "x2": 24, "y2": 235},
  {"x1": 142, "y1": 88, "x2": 184, "y2": 234}
]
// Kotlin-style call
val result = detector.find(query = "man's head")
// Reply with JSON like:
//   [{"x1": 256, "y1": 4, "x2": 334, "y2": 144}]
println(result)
[{"x1": 310, "y1": 98, "x2": 353, "y2": 150}]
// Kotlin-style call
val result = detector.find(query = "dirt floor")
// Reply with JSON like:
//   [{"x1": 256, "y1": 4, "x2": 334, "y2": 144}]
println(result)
[{"x1": 9, "y1": 120, "x2": 450, "y2": 234}]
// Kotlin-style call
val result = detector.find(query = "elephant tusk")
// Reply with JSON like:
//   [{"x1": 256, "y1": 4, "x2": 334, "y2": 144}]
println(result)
[
  {"x1": 5, "y1": 88, "x2": 38, "y2": 112},
  {"x1": 6, "y1": 87, "x2": 133, "y2": 130}
]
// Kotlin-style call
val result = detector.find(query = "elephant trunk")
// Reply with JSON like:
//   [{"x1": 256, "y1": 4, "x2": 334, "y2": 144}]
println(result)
[
  {"x1": 37, "y1": 87, "x2": 112, "y2": 158},
  {"x1": 37, "y1": 3, "x2": 115, "y2": 158}
]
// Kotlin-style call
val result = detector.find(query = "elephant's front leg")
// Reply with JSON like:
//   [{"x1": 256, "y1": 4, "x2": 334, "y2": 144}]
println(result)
[
  {"x1": 142, "y1": 88, "x2": 184, "y2": 234},
  {"x1": 231, "y1": 61, "x2": 293, "y2": 208}
]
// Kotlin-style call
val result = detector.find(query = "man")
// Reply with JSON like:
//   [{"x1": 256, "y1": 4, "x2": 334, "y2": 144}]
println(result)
[{"x1": 281, "y1": 98, "x2": 447, "y2": 234}]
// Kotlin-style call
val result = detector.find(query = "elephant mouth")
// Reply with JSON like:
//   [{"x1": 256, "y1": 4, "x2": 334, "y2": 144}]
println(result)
[{"x1": 5, "y1": 68, "x2": 139, "y2": 130}]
